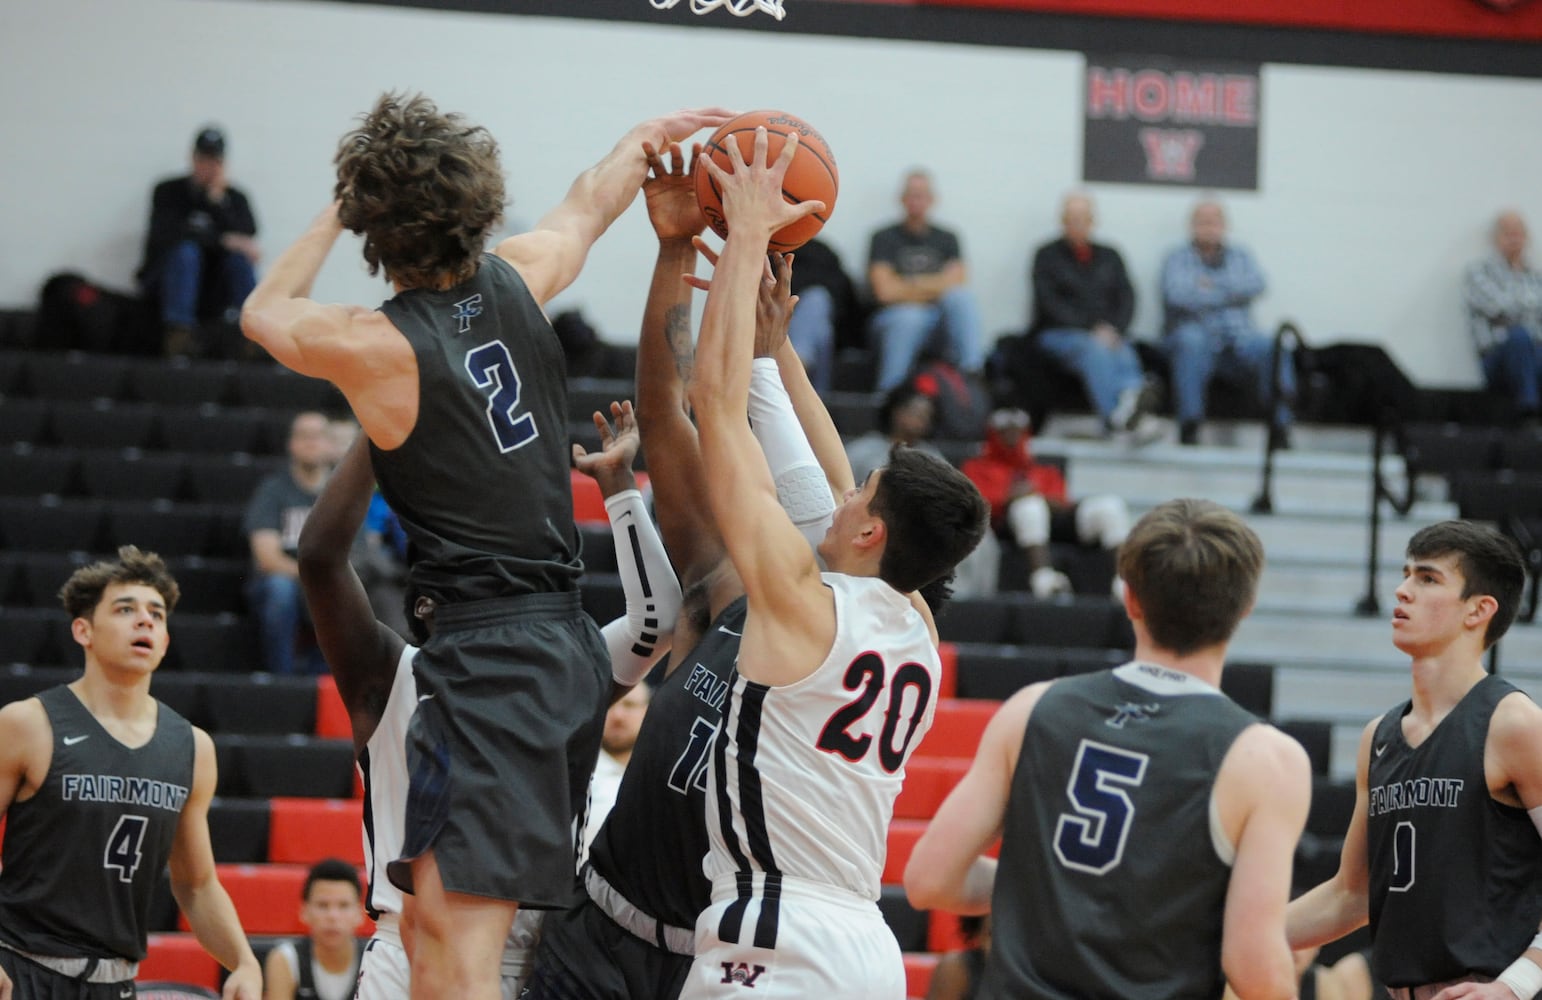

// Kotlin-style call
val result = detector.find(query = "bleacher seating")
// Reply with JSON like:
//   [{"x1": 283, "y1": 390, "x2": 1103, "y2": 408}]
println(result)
[{"x1": 0, "y1": 344, "x2": 1388, "y2": 995}]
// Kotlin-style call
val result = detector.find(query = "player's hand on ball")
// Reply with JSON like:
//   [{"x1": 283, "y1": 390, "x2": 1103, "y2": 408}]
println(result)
[
  {"x1": 701, "y1": 127, "x2": 824, "y2": 240},
  {"x1": 651, "y1": 107, "x2": 737, "y2": 144},
  {"x1": 643, "y1": 141, "x2": 707, "y2": 243}
]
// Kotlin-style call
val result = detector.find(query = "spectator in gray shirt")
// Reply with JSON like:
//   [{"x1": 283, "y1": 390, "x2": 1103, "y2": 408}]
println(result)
[{"x1": 1465, "y1": 210, "x2": 1542, "y2": 424}]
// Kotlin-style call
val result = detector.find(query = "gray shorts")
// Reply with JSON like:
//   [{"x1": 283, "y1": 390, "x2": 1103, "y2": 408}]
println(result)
[{"x1": 387, "y1": 591, "x2": 609, "y2": 906}]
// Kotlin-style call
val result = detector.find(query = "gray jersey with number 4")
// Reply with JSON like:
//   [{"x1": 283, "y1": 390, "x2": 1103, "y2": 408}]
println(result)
[
  {"x1": 0, "y1": 686, "x2": 194, "y2": 961},
  {"x1": 983, "y1": 663, "x2": 1256, "y2": 1000}
]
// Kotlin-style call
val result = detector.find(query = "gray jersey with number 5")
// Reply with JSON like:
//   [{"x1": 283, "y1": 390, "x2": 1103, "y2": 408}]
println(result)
[
  {"x1": 0, "y1": 686, "x2": 194, "y2": 961},
  {"x1": 984, "y1": 663, "x2": 1256, "y2": 1000}
]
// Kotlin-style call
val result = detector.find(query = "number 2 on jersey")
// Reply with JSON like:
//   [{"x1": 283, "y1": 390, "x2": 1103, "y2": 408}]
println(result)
[
  {"x1": 104, "y1": 814, "x2": 149, "y2": 884},
  {"x1": 464, "y1": 341, "x2": 539, "y2": 453},
  {"x1": 815, "y1": 652, "x2": 933, "y2": 774},
  {"x1": 1054, "y1": 740, "x2": 1149, "y2": 876}
]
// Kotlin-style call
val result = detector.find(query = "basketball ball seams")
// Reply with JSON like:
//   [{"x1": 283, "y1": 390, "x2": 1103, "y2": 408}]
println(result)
[{"x1": 695, "y1": 110, "x2": 838, "y2": 251}]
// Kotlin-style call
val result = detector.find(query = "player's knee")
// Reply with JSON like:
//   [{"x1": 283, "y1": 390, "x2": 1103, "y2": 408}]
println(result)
[
  {"x1": 1008, "y1": 494, "x2": 1050, "y2": 548},
  {"x1": 1075, "y1": 495, "x2": 1131, "y2": 549}
]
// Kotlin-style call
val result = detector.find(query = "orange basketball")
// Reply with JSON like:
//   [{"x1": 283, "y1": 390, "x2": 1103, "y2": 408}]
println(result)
[{"x1": 694, "y1": 109, "x2": 838, "y2": 253}]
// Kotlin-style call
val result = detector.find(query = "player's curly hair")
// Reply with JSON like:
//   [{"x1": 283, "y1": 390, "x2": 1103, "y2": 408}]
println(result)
[
  {"x1": 335, "y1": 92, "x2": 506, "y2": 289},
  {"x1": 58, "y1": 546, "x2": 181, "y2": 620}
]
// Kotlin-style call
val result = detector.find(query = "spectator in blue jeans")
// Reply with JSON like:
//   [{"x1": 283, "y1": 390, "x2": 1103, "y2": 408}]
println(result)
[
  {"x1": 866, "y1": 170, "x2": 986, "y2": 391},
  {"x1": 1030, "y1": 193, "x2": 1158, "y2": 441},
  {"x1": 786, "y1": 238, "x2": 859, "y2": 392},
  {"x1": 1465, "y1": 210, "x2": 1542, "y2": 425},
  {"x1": 137, "y1": 127, "x2": 259, "y2": 358},
  {"x1": 243, "y1": 410, "x2": 332, "y2": 674},
  {"x1": 1161, "y1": 200, "x2": 1293, "y2": 447}
]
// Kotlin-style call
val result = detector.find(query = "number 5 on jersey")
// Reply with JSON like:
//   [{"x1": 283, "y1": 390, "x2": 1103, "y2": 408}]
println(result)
[
  {"x1": 1055, "y1": 740, "x2": 1149, "y2": 876},
  {"x1": 465, "y1": 341, "x2": 539, "y2": 453}
]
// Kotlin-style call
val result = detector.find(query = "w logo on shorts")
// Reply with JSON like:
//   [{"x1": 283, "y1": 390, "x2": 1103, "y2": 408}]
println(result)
[
  {"x1": 719, "y1": 962, "x2": 767, "y2": 987},
  {"x1": 452, "y1": 294, "x2": 484, "y2": 334}
]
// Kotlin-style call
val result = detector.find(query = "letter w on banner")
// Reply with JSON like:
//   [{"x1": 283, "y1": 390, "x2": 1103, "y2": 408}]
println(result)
[{"x1": 1083, "y1": 55, "x2": 1261, "y2": 190}]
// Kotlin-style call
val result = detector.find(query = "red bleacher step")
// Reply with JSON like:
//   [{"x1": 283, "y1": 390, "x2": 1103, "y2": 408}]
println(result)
[
  {"x1": 894, "y1": 757, "x2": 970, "y2": 820},
  {"x1": 140, "y1": 932, "x2": 221, "y2": 990},
  {"x1": 915, "y1": 698, "x2": 997, "y2": 759},
  {"x1": 314, "y1": 675, "x2": 350, "y2": 740},
  {"x1": 904, "y1": 951, "x2": 939, "y2": 999},
  {"x1": 268, "y1": 797, "x2": 365, "y2": 866}
]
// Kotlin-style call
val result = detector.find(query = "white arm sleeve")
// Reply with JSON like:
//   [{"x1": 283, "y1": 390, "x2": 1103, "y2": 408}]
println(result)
[
  {"x1": 748, "y1": 357, "x2": 836, "y2": 551},
  {"x1": 600, "y1": 488, "x2": 683, "y2": 686}
]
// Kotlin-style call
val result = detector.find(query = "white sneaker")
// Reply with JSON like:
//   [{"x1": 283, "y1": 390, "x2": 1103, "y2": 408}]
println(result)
[{"x1": 1030, "y1": 566, "x2": 1073, "y2": 598}]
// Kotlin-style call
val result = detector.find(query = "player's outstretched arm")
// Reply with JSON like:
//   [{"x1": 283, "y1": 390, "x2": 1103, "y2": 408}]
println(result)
[
  {"x1": 686, "y1": 129, "x2": 828, "y2": 684},
  {"x1": 906, "y1": 685, "x2": 1042, "y2": 914},
  {"x1": 241, "y1": 203, "x2": 370, "y2": 381},
  {"x1": 171, "y1": 729, "x2": 262, "y2": 1000},
  {"x1": 632, "y1": 141, "x2": 726, "y2": 598},
  {"x1": 572, "y1": 400, "x2": 683, "y2": 696},
  {"x1": 1218, "y1": 725, "x2": 1312, "y2": 1000},
  {"x1": 1287, "y1": 717, "x2": 1377, "y2": 949},
  {"x1": 296, "y1": 435, "x2": 406, "y2": 755},
  {"x1": 496, "y1": 109, "x2": 733, "y2": 306}
]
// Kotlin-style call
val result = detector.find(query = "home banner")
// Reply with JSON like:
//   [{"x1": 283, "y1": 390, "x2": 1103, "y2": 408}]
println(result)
[{"x1": 1083, "y1": 55, "x2": 1262, "y2": 190}]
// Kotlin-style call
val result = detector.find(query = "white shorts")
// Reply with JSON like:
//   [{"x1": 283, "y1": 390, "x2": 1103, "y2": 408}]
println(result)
[
  {"x1": 501, "y1": 908, "x2": 545, "y2": 1000},
  {"x1": 357, "y1": 918, "x2": 410, "y2": 1000},
  {"x1": 679, "y1": 876, "x2": 904, "y2": 1000}
]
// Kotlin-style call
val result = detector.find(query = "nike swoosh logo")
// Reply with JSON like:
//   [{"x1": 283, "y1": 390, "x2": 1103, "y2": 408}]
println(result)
[
  {"x1": 63, "y1": 735, "x2": 89, "y2": 746},
  {"x1": 418, "y1": 693, "x2": 436, "y2": 703},
  {"x1": 718, "y1": 626, "x2": 742, "y2": 637},
  {"x1": 1374, "y1": 744, "x2": 1387, "y2": 757}
]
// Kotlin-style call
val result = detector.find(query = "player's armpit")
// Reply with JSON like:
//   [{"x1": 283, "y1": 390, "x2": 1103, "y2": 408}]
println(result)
[
  {"x1": 1219, "y1": 725, "x2": 1311, "y2": 1000},
  {"x1": 1486, "y1": 692, "x2": 1542, "y2": 810}
]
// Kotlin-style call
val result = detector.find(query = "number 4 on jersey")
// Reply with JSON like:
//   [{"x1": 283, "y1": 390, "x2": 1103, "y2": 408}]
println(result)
[{"x1": 104, "y1": 814, "x2": 149, "y2": 883}]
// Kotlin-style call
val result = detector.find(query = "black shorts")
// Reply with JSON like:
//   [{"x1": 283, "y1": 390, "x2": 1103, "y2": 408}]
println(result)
[
  {"x1": 387, "y1": 591, "x2": 609, "y2": 906},
  {"x1": 0, "y1": 948, "x2": 137, "y2": 1000},
  {"x1": 526, "y1": 895, "x2": 692, "y2": 1000}
]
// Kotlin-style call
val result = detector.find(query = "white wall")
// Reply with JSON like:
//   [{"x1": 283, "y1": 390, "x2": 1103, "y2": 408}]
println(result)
[{"x1": 3, "y1": 0, "x2": 1540, "y2": 386}]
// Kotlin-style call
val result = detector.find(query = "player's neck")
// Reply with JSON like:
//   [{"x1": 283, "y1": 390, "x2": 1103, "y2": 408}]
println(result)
[
  {"x1": 71, "y1": 666, "x2": 155, "y2": 720},
  {"x1": 1407, "y1": 650, "x2": 1488, "y2": 719},
  {"x1": 1131, "y1": 641, "x2": 1225, "y2": 690},
  {"x1": 314, "y1": 937, "x2": 356, "y2": 972}
]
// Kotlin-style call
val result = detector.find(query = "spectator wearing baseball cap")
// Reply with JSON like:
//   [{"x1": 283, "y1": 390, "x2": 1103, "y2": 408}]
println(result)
[{"x1": 137, "y1": 125, "x2": 260, "y2": 357}]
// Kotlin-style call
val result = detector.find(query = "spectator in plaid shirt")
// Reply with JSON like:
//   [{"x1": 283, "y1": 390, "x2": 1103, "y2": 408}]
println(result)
[
  {"x1": 1465, "y1": 210, "x2": 1542, "y2": 425},
  {"x1": 1161, "y1": 201, "x2": 1293, "y2": 447}
]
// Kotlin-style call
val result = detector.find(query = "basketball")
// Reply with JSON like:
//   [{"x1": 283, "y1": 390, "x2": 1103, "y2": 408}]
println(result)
[{"x1": 694, "y1": 109, "x2": 838, "y2": 253}]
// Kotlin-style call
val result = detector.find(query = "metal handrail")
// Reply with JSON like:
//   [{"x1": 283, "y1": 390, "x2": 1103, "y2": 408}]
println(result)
[
  {"x1": 1250, "y1": 321, "x2": 1305, "y2": 515},
  {"x1": 1353, "y1": 419, "x2": 1418, "y2": 617}
]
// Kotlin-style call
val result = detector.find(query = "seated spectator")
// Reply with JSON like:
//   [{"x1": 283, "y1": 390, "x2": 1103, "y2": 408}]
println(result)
[
  {"x1": 262, "y1": 859, "x2": 366, "y2": 1000},
  {"x1": 786, "y1": 237, "x2": 860, "y2": 392},
  {"x1": 244, "y1": 410, "x2": 332, "y2": 675},
  {"x1": 137, "y1": 127, "x2": 259, "y2": 358},
  {"x1": 1465, "y1": 210, "x2": 1542, "y2": 425},
  {"x1": 845, "y1": 384, "x2": 999, "y2": 598},
  {"x1": 927, "y1": 915, "x2": 991, "y2": 1000},
  {"x1": 867, "y1": 170, "x2": 986, "y2": 391},
  {"x1": 844, "y1": 383, "x2": 948, "y2": 483},
  {"x1": 1030, "y1": 193, "x2": 1158, "y2": 440},
  {"x1": 581, "y1": 683, "x2": 650, "y2": 863},
  {"x1": 961, "y1": 408, "x2": 1131, "y2": 598},
  {"x1": 1161, "y1": 200, "x2": 1293, "y2": 447}
]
